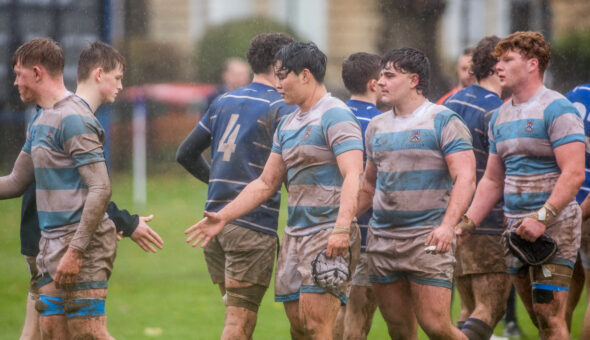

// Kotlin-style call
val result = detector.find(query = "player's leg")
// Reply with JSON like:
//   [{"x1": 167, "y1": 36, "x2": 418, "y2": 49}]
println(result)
[
  {"x1": 565, "y1": 255, "x2": 584, "y2": 329},
  {"x1": 373, "y1": 280, "x2": 418, "y2": 339},
  {"x1": 206, "y1": 224, "x2": 276, "y2": 340},
  {"x1": 20, "y1": 255, "x2": 41, "y2": 340},
  {"x1": 64, "y1": 288, "x2": 111, "y2": 339},
  {"x1": 455, "y1": 276, "x2": 474, "y2": 328},
  {"x1": 299, "y1": 292, "x2": 341, "y2": 339},
  {"x1": 275, "y1": 232, "x2": 305, "y2": 339},
  {"x1": 581, "y1": 268, "x2": 590, "y2": 339},
  {"x1": 464, "y1": 272, "x2": 511, "y2": 339},
  {"x1": 37, "y1": 281, "x2": 68, "y2": 340},
  {"x1": 411, "y1": 281, "x2": 466, "y2": 340},
  {"x1": 511, "y1": 269, "x2": 539, "y2": 327},
  {"x1": 283, "y1": 300, "x2": 304, "y2": 339},
  {"x1": 342, "y1": 285, "x2": 377, "y2": 339},
  {"x1": 339, "y1": 252, "x2": 377, "y2": 340},
  {"x1": 333, "y1": 305, "x2": 345, "y2": 340}
]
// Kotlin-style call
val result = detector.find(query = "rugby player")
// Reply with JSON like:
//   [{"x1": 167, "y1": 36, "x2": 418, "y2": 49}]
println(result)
[
  {"x1": 457, "y1": 31, "x2": 585, "y2": 339},
  {"x1": 333, "y1": 52, "x2": 382, "y2": 340},
  {"x1": 185, "y1": 41, "x2": 363, "y2": 339},
  {"x1": 1, "y1": 40, "x2": 127, "y2": 339},
  {"x1": 443, "y1": 36, "x2": 512, "y2": 339},
  {"x1": 177, "y1": 33, "x2": 295, "y2": 339},
  {"x1": 564, "y1": 83, "x2": 590, "y2": 338},
  {"x1": 436, "y1": 47, "x2": 476, "y2": 104},
  {"x1": 7, "y1": 38, "x2": 162, "y2": 340},
  {"x1": 357, "y1": 47, "x2": 475, "y2": 339}
]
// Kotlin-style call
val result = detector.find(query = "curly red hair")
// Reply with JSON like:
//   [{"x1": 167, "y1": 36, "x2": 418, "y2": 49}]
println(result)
[{"x1": 493, "y1": 31, "x2": 551, "y2": 73}]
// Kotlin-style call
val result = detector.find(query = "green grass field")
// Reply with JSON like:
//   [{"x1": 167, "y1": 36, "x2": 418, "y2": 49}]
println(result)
[{"x1": 0, "y1": 170, "x2": 587, "y2": 339}]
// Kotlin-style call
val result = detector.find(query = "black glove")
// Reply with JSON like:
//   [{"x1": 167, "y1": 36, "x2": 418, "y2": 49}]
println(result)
[{"x1": 505, "y1": 231, "x2": 558, "y2": 266}]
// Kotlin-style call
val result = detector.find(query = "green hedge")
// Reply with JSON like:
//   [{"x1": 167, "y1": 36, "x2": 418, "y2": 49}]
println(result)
[
  {"x1": 194, "y1": 17, "x2": 298, "y2": 83},
  {"x1": 551, "y1": 30, "x2": 590, "y2": 92}
]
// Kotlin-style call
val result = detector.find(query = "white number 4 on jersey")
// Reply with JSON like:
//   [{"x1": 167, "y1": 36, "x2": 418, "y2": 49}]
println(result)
[{"x1": 218, "y1": 114, "x2": 241, "y2": 161}]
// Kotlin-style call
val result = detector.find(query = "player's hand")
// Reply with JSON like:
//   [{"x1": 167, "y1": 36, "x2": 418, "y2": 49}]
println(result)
[
  {"x1": 326, "y1": 233, "x2": 349, "y2": 258},
  {"x1": 130, "y1": 215, "x2": 164, "y2": 253},
  {"x1": 515, "y1": 217, "x2": 546, "y2": 242},
  {"x1": 55, "y1": 247, "x2": 83, "y2": 290},
  {"x1": 426, "y1": 224, "x2": 454, "y2": 253},
  {"x1": 455, "y1": 215, "x2": 476, "y2": 245},
  {"x1": 185, "y1": 211, "x2": 226, "y2": 248}
]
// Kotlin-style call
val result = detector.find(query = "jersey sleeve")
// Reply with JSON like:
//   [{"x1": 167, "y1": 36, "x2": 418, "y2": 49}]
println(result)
[
  {"x1": 434, "y1": 110, "x2": 473, "y2": 156},
  {"x1": 544, "y1": 98, "x2": 585, "y2": 148},
  {"x1": 364, "y1": 120, "x2": 376, "y2": 163},
  {"x1": 321, "y1": 107, "x2": 363, "y2": 156},
  {"x1": 271, "y1": 118, "x2": 284, "y2": 155},
  {"x1": 488, "y1": 109, "x2": 499, "y2": 154},
  {"x1": 60, "y1": 114, "x2": 105, "y2": 167}
]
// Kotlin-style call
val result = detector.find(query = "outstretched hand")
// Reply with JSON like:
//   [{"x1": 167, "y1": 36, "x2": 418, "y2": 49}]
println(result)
[
  {"x1": 185, "y1": 211, "x2": 226, "y2": 248},
  {"x1": 130, "y1": 215, "x2": 164, "y2": 253}
]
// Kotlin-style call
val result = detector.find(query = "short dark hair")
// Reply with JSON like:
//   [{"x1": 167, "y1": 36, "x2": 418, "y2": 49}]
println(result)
[
  {"x1": 247, "y1": 33, "x2": 294, "y2": 74},
  {"x1": 493, "y1": 31, "x2": 550, "y2": 74},
  {"x1": 381, "y1": 47, "x2": 430, "y2": 96},
  {"x1": 462, "y1": 47, "x2": 474, "y2": 56},
  {"x1": 12, "y1": 37, "x2": 64, "y2": 77},
  {"x1": 471, "y1": 36, "x2": 500, "y2": 81},
  {"x1": 77, "y1": 41, "x2": 126, "y2": 81},
  {"x1": 274, "y1": 42, "x2": 327, "y2": 83},
  {"x1": 342, "y1": 52, "x2": 381, "y2": 95}
]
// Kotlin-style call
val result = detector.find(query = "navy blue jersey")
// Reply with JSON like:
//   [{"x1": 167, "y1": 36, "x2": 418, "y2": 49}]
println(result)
[
  {"x1": 197, "y1": 82, "x2": 295, "y2": 235},
  {"x1": 444, "y1": 84, "x2": 505, "y2": 234},
  {"x1": 346, "y1": 99, "x2": 380, "y2": 250},
  {"x1": 565, "y1": 84, "x2": 590, "y2": 204}
]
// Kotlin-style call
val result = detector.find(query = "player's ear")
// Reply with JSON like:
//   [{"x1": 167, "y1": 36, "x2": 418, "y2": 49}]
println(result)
[
  {"x1": 32, "y1": 66, "x2": 43, "y2": 81},
  {"x1": 95, "y1": 67, "x2": 103, "y2": 82},
  {"x1": 368, "y1": 79, "x2": 378, "y2": 93},
  {"x1": 408, "y1": 73, "x2": 419, "y2": 89},
  {"x1": 527, "y1": 57, "x2": 539, "y2": 74}
]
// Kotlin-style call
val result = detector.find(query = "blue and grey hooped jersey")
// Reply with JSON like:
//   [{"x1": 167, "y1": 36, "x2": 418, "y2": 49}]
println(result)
[
  {"x1": 444, "y1": 85, "x2": 504, "y2": 235},
  {"x1": 272, "y1": 94, "x2": 363, "y2": 236},
  {"x1": 346, "y1": 99, "x2": 381, "y2": 249},
  {"x1": 365, "y1": 101, "x2": 473, "y2": 238},
  {"x1": 565, "y1": 84, "x2": 590, "y2": 204},
  {"x1": 489, "y1": 86, "x2": 584, "y2": 217},
  {"x1": 22, "y1": 94, "x2": 108, "y2": 231},
  {"x1": 197, "y1": 82, "x2": 295, "y2": 236}
]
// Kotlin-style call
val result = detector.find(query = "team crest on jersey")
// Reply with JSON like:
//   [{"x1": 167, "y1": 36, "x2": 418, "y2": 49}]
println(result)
[
  {"x1": 409, "y1": 131, "x2": 421, "y2": 143},
  {"x1": 525, "y1": 120, "x2": 534, "y2": 133},
  {"x1": 46, "y1": 128, "x2": 55, "y2": 143},
  {"x1": 303, "y1": 127, "x2": 312, "y2": 140}
]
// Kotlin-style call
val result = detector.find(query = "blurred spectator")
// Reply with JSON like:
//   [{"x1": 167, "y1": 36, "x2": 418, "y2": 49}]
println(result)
[
  {"x1": 436, "y1": 48, "x2": 475, "y2": 104},
  {"x1": 206, "y1": 57, "x2": 251, "y2": 108}
]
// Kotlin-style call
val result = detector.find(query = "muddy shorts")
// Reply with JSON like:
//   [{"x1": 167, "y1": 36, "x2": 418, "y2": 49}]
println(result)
[
  {"x1": 25, "y1": 255, "x2": 41, "y2": 297},
  {"x1": 579, "y1": 218, "x2": 590, "y2": 269},
  {"x1": 455, "y1": 234, "x2": 507, "y2": 277},
  {"x1": 204, "y1": 223, "x2": 277, "y2": 287},
  {"x1": 367, "y1": 228, "x2": 455, "y2": 289},
  {"x1": 36, "y1": 218, "x2": 117, "y2": 290},
  {"x1": 351, "y1": 252, "x2": 371, "y2": 287},
  {"x1": 504, "y1": 201, "x2": 581, "y2": 274},
  {"x1": 274, "y1": 225, "x2": 361, "y2": 305}
]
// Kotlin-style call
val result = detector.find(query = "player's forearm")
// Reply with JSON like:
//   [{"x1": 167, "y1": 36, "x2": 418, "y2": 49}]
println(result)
[
  {"x1": 0, "y1": 152, "x2": 35, "y2": 199},
  {"x1": 466, "y1": 176, "x2": 503, "y2": 225},
  {"x1": 357, "y1": 177, "x2": 375, "y2": 217},
  {"x1": 440, "y1": 172, "x2": 475, "y2": 228},
  {"x1": 336, "y1": 170, "x2": 362, "y2": 228},
  {"x1": 217, "y1": 177, "x2": 280, "y2": 224},
  {"x1": 70, "y1": 163, "x2": 112, "y2": 252},
  {"x1": 176, "y1": 126, "x2": 211, "y2": 183},
  {"x1": 546, "y1": 167, "x2": 585, "y2": 212}
]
